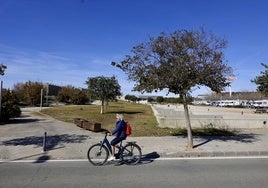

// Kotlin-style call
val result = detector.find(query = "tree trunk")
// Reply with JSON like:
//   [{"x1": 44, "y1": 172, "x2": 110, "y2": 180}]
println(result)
[
  {"x1": 101, "y1": 100, "x2": 104, "y2": 114},
  {"x1": 182, "y1": 94, "x2": 193, "y2": 149}
]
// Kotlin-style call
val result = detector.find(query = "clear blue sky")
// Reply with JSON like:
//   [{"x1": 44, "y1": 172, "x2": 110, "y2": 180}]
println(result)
[{"x1": 0, "y1": 0, "x2": 268, "y2": 97}]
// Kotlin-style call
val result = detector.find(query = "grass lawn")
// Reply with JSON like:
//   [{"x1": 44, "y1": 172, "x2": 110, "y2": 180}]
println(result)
[{"x1": 41, "y1": 101, "x2": 235, "y2": 137}]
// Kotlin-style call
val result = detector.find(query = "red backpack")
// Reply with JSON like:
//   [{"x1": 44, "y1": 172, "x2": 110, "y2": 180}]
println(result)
[{"x1": 125, "y1": 122, "x2": 132, "y2": 136}]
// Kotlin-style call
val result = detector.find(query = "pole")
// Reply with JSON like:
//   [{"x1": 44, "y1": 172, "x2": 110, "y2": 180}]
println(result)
[
  {"x1": 46, "y1": 84, "x2": 48, "y2": 106},
  {"x1": 40, "y1": 88, "x2": 43, "y2": 112},
  {"x1": 43, "y1": 132, "x2": 47, "y2": 152}
]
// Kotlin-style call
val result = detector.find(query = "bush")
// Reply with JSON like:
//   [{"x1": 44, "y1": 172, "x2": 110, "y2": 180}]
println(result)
[
  {"x1": 57, "y1": 86, "x2": 89, "y2": 105},
  {"x1": 1, "y1": 89, "x2": 21, "y2": 122}
]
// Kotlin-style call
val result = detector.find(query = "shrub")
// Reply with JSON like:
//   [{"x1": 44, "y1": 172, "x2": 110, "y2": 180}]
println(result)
[{"x1": 1, "y1": 89, "x2": 21, "y2": 122}]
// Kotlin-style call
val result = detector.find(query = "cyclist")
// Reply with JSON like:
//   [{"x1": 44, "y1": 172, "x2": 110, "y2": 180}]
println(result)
[{"x1": 107, "y1": 113, "x2": 127, "y2": 161}]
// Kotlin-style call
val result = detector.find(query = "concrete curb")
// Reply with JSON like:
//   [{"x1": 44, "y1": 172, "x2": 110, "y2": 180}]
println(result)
[{"x1": 162, "y1": 151, "x2": 268, "y2": 158}]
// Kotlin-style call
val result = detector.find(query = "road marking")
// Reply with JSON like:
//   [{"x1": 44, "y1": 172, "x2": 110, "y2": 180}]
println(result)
[
  {"x1": 154, "y1": 156, "x2": 268, "y2": 160},
  {"x1": 0, "y1": 159, "x2": 88, "y2": 163},
  {"x1": 1, "y1": 156, "x2": 268, "y2": 163}
]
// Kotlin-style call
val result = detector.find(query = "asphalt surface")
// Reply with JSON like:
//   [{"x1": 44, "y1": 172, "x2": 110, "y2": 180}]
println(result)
[{"x1": 0, "y1": 107, "x2": 268, "y2": 162}]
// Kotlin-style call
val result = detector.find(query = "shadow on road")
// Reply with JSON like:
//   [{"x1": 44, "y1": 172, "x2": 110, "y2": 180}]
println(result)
[
  {"x1": 2, "y1": 134, "x2": 88, "y2": 151},
  {"x1": 7, "y1": 118, "x2": 43, "y2": 124},
  {"x1": 109, "y1": 151, "x2": 160, "y2": 166},
  {"x1": 193, "y1": 132, "x2": 259, "y2": 148},
  {"x1": 138, "y1": 151, "x2": 160, "y2": 165},
  {"x1": 33, "y1": 155, "x2": 51, "y2": 163}
]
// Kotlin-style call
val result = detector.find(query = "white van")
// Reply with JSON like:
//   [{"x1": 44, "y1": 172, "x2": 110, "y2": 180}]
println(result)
[{"x1": 252, "y1": 100, "x2": 268, "y2": 108}]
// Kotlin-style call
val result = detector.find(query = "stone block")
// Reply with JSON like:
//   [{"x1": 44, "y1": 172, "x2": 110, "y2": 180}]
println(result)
[
  {"x1": 73, "y1": 118, "x2": 84, "y2": 128},
  {"x1": 83, "y1": 120, "x2": 101, "y2": 132}
]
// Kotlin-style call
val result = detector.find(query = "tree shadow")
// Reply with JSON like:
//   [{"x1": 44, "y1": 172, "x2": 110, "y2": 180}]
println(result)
[
  {"x1": 106, "y1": 110, "x2": 143, "y2": 115},
  {"x1": 2, "y1": 114, "x2": 44, "y2": 125},
  {"x1": 1, "y1": 134, "x2": 88, "y2": 151},
  {"x1": 193, "y1": 132, "x2": 259, "y2": 148},
  {"x1": 33, "y1": 155, "x2": 51, "y2": 163},
  {"x1": 7, "y1": 118, "x2": 42, "y2": 124}
]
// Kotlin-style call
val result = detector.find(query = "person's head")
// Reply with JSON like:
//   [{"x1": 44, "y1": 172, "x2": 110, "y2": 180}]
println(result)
[{"x1": 116, "y1": 113, "x2": 123, "y2": 121}]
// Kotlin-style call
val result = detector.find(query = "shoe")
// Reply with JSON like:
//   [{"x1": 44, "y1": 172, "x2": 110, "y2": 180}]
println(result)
[
  {"x1": 114, "y1": 153, "x2": 119, "y2": 159},
  {"x1": 107, "y1": 156, "x2": 115, "y2": 161}
]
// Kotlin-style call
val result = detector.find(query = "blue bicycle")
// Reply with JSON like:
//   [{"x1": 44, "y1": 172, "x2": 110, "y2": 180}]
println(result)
[{"x1": 87, "y1": 132, "x2": 142, "y2": 166}]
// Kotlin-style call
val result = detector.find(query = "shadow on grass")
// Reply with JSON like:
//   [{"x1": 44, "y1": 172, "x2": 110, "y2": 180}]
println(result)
[
  {"x1": 106, "y1": 110, "x2": 143, "y2": 115},
  {"x1": 2, "y1": 134, "x2": 88, "y2": 151}
]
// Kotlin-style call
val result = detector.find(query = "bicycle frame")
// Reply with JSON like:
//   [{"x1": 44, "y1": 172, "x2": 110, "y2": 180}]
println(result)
[
  {"x1": 100, "y1": 133, "x2": 125, "y2": 159},
  {"x1": 87, "y1": 133, "x2": 142, "y2": 165},
  {"x1": 100, "y1": 134, "x2": 112, "y2": 155}
]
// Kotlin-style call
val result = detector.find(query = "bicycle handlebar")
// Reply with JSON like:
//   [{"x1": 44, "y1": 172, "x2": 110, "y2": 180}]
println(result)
[{"x1": 104, "y1": 131, "x2": 111, "y2": 138}]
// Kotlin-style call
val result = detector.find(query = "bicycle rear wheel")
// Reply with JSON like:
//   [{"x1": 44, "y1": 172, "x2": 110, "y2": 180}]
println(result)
[
  {"x1": 121, "y1": 143, "x2": 142, "y2": 165},
  {"x1": 87, "y1": 143, "x2": 109, "y2": 166}
]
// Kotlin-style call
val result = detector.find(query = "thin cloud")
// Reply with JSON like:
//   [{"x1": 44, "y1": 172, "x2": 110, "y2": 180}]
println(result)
[{"x1": 0, "y1": 44, "x2": 121, "y2": 89}]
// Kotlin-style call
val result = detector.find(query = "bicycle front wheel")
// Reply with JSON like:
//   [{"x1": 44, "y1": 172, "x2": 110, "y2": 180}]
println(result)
[
  {"x1": 122, "y1": 143, "x2": 142, "y2": 165},
  {"x1": 87, "y1": 143, "x2": 109, "y2": 166}
]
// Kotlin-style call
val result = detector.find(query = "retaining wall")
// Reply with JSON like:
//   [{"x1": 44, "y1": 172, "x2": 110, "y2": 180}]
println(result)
[
  {"x1": 151, "y1": 104, "x2": 268, "y2": 129},
  {"x1": 157, "y1": 116, "x2": 268, "y2": 129}
]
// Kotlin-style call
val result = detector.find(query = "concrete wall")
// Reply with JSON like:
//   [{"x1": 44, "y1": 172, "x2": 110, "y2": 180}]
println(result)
[
  {"x1": 157, "y1": 116, "x2": 268, "y2": 129},
  {"x1": 151, "y1": 104, "x2": 268, "y2": 129}
]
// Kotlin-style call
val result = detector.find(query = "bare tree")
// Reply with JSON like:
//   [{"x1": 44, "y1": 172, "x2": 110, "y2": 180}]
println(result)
[{"x1": 112, "y1": 28, "x2": 233, "y2": 149}]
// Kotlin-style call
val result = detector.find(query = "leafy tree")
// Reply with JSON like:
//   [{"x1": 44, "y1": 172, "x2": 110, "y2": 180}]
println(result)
[
  {"x1": 57, "y1": 86, "x2": 74, "y2": 104},
  {"x1": 1, "y1": 89, "x2": 21, "y2": 122},
  {"x1": 86, "y1": 76, "x2": 121, "y2": 114},
  {"x1": 0, "y1": 64, "x2": 20, "y2": 122},
  {"x1": 251, "y1": 63, "x2": 268, "y2": 96},
  {"x1": 156, "y1": 96, "x2": 164, "y2": 103},
  {"x1": 125, "y1": 94, "x2": 138, "y2": 102},
  {"x1": 71, "y1": 89, "x2": 89, "y2": 105},
  {"x1": 13, "y1": 81, "x2": 45, "y2": 106},
  {"x1": 57, "y1": 86, "x2": 89, "y2": 105},
  {"x1": 13, "y1": 83, "x2": 25, "y2": 104},
  {"x1": 0, "y1": 64, "x2": 7, "y2": 75},
  {"x1": 164, "y1": 96, "x2": 193, "y2": 104},
  {"x1": 125, "y1": 94, "x2": 131, "y2": 101},
  {"x1": 112, "y1": 28, "x2": 233, "y2": 149},
  {"x1": 147, "y1": 97, "x2": 155, "y2": 103}
]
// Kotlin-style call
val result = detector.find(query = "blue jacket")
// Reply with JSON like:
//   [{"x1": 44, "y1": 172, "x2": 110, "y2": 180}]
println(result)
[{"x1": 111, "y1": 120, "x2": 127, "y2": 138}]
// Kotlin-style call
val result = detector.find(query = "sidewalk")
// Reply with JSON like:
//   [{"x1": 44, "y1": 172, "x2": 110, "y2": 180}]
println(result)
[{"x1": 0, "y1": 108, "x2": 268, "y2": 162}]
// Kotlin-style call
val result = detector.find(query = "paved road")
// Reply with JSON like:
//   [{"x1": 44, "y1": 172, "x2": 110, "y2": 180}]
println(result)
[{"x1": 1, "y1": 158, "x2": 267, "y2": 188}]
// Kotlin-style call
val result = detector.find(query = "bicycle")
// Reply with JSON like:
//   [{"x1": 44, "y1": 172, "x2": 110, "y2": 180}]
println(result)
[{"x1": 87, "y1": 132, "x2": 142, "y2": 166}]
